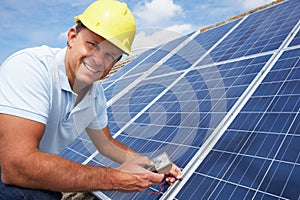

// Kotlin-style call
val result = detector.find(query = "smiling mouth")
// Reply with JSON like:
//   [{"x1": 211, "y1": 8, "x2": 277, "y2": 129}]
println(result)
[{"x1": 83, "y1": 62, "x2": 101, "y2": 73}]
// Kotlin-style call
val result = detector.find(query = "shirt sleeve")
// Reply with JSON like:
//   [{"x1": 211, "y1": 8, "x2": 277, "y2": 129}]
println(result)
[{"x1": 0, "y1": 51, "x2": 51, "y2": 124}]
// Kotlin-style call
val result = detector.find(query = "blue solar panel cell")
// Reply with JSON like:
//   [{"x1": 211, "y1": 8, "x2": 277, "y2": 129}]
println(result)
[
  {"x1": 281, "y1": 165, "x2": 300, "y2": 199},
  {"x1": 242, "y1": 97, "x2": 272, "y2": 112},
  {"x1": 229, "y1": 113, "x2": 260, "y2": 131},
  {"x1": 103, "y1": 76, "x2": 139, "y2": 101},
  {"x1": 289, "y1": 113, "x2": 300, "y2": 135},
  {"x1": 176, "y1": 174, "x2": 219, "y2": 200},
  {"x1": 289, "y1": 29, "x2": 300, "y2": 47},
  {"x1": 259, "y1": 161, "x2": 299, "y2": 199},
  {"x1": 148, "y1": 52, "x2": 193, "y2": 78},
  {"x1": 256, "y1": 113, "x2": 295, "y2": 133},
  {"x1": 195, "y1": 19, "x2": 242, "y2": 51},
  {"x1": 224, "y1": 156, "x2": 270, "y2": 188},
  {"x1": 276, "y1": 135, "x2": 300, "y2": 163},
  {"x1": 288, "y1": 66, "x2": 300, "y2": 80},
  {"x1": 149, "y1": 20, "x2": 243, "y2": 78},
  {"x1": 268, "y1": 95, "x2": 300, "y2": 112},
  {"x1": 215, "y1": 131, "x2": 284, "y2": 159},
  {"x1": 252, "y1": 82, "x2": 282, "y2": 96}
]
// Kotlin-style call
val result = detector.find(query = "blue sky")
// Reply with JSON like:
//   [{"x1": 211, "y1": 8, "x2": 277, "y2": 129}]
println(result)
[{"x1": 0, "y1": 0, "x2": 275, "y2": 63}]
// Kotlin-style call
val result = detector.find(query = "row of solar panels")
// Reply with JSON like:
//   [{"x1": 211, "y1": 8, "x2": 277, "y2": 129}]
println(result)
[{"x1": 60, "y1": 0, "x2": 300, "y2": 199}]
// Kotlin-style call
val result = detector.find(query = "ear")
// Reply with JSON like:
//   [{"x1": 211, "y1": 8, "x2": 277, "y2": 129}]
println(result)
[{"x1": 67, "y1": 27, "x2": 77, "y2": 48}]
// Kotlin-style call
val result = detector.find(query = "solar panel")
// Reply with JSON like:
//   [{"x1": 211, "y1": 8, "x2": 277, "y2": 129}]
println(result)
[
  {"x1": 60, "y1": 0, "x2": 300, "y2": 199},
  {"x1": 174, "y1": 47, "x2": 300, "y2": 200},
  {"x1": 206, "y1": 0, "x2": 300, "y2": 62}
]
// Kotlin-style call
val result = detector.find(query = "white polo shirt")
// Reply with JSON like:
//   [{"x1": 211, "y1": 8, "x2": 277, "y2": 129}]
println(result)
[{"x1": 0, "y1": 45, "x2": 108, "y2": 154}]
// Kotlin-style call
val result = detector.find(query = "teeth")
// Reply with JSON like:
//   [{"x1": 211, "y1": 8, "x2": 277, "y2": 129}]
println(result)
[{"x1": 84, "y1": 62, "x2": 99, "y2": 73}]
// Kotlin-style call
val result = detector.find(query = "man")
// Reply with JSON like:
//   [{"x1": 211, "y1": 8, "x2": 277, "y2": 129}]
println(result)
[{"x1": 0, "y1": 0, "x2": 181, "y2": 199}]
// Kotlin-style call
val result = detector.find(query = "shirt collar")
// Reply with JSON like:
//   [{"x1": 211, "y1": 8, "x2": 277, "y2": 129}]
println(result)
[
  {"x1": 55, "y1": 47, "x2": 73, "y2": 93},
  {"x1": 55, "y1": 47, "x2": 96, "y2": 111}
]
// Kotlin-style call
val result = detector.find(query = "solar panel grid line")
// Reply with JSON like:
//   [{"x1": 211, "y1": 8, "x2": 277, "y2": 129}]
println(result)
[
  {"x1": 111, "y1": 37, "x2": 234, "y2": 139},
  {"x1": 161, "y1": 8, "x2": 300, "y2": 200},
  {"x1": 193, "y1": 169, "x2": 290, "y2": 200},
  {"x1": 58, "y1": 1, "x2": 300, "y2": 199},
  {"x1": 286, "y1": 45, "x2": 300, "y2": 54},
  {"x1": 194, "y1": 51, "x2": 274, "y2": 71},
  {"x1": 210, "y1": 148, "x2": 297, "y2": 168},
  {"x1": 251, "y1": 68, "x2": 300, "y2": 199},
  {"x1": 206, "y1": 0, "x2": 299, "y2": 63},
  {"x1": 190, "y1": 15, "x2": 248, "y2": 68},
  {"x1": 86, "y1": 21, "x2": 237, "y2": 173},
  {"x1": 93, "y1": 191, "x2": 112, "y2": 200},
  {"x1": 204, "y1": 145, "x2": 288, "y2": 199},
  {"x1": 104, "y1": 17, "x2": 244, "y2": 106},
  {"x1": 106, "y1": 31, "x2": 200, "y2": 107},
  {"x1": 102, "y1": 20, "x2": 247, "y2": 143},
  {"x1": 64, "y1": 146, "x2": 89, "y2": 161},
  {"x1": 175, "y1": 48, "x2": 299, "y2": 198},
  {"x1": 159, "y1": 31, "x2": 281, "y2": 200},
  {"x1": 286, "y1": 21, "x2": 300, "y2": 49},
  {"x1": 82, "y1": 150, "x2": 98, "y2": 165},
  {"x1": 277, "y1": 19, "x2": 300, "y2": 53},
  {"x1": 144, "y1": 68, "x2": 185, "y2": 81},
  {"x1": 94, "y1": 53, "x2": 255, "y2": 198},
  {"x1": 95, "y1": 47, "x2": 296, "y2": 198},
  {"x1": 103, "y1": 49, "x2": 162, "y2": 93},
  {"x1": 106, "y1": 16, "x2": 247, "y2": 154}
]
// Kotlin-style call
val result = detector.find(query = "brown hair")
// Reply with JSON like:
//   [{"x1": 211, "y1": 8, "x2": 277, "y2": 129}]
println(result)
[{"x1": 75, "y1": 21, "x2": 86, "y2": 34}]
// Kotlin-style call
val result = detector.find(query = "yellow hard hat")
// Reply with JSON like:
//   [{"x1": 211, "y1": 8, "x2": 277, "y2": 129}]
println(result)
[{"x1": 74, "y1": 0, "x2": 136, "y2": 55}]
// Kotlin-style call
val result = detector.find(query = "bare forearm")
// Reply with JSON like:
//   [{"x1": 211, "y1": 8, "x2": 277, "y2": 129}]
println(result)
[
  {"x1": 2, "y1": 151, "x2": 123, "y2": 192},
  {"x1": 100, "y1": 139, "x2": 140, "y2": 163},
  {"x1": 0, "y1": 115, "x2": 158, "y2": 192},
  {"x1": 87, "y1": 127, "x2": 141, "y2": 164}
]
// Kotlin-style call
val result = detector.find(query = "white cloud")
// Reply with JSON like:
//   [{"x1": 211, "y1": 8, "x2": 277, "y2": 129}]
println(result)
[
  {"x1": 131, "y1": 28, "x2": 184, "y2": 53},
  {"x1": 133, "y1": 0, "x2": 183, "y2": 25},
  {"x1": 58, "y1": 31, "x2": 68, "y2": 42},
  {"x1": 239, "y1": 0, "x2": 275, "y2": 10},
  {"x1": 165, "y1": 24, "x2": 194, "y2": 35},
  {"x1": 131, "y1": 0, "x2": 192, "y2": 54}
]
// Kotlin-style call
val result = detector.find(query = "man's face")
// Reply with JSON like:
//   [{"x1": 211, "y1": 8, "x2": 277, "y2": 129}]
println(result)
[{"x1": 66, "y1": 27, "x2": 122, "y2": 89}]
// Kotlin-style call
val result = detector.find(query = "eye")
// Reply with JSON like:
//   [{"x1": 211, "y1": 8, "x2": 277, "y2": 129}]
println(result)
[
  {"x1": 105, "y1": 53, "x2": 116, "y2": 62},
  {"x1": 86, "y1": 41, "x2": 98, "y2": 49}
]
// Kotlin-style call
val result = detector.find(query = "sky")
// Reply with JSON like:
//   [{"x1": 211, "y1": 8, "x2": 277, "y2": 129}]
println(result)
[{"x1": 0, "y1": 0, "x2": 275, "y2": 63}]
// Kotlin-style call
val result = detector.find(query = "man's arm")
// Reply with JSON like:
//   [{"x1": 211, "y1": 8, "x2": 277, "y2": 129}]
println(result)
[
  {"x1": 86, "y1": 126, "x2": 141, "y2": 163},
  {"x1": 0, "y1": 114, "x2": 163, "y2": 192},
  {"x1": 87, "y1": 126, "x2": 182, "y2": 184}
]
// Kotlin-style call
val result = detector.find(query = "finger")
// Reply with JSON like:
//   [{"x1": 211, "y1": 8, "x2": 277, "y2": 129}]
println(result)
[
  {"x1": 147, "y1": 172, "x2": 164, "y2": 184},
  {"x1": 166, "y1": 176, "x2": 176, "y2": 183},
  {"x1": 168, "y1": 164, "x2": 182, "y2": 178},
  {"x1": 137, "y1": 156, "x2": 153, "y2": 166}
]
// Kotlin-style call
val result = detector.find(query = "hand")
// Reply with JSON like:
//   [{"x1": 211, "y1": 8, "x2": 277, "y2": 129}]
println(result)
[
  {"x1": 117, "y1": 156, "x2": 164, "y2": 185},
  {"x1": 164, "y1": 163, "x2": 182, "y2": 185},
  {"x1": 117, "y1": 156, "x2": 153, "y2": 173}
]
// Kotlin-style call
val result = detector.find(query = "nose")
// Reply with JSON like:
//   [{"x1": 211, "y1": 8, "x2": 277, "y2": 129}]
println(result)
[
  {"x1": 89, "y1": 48, "x2": 115, "y2": 70},
  {"x1": 93, "y1": 50, "x2": 106, "y2": 66}
]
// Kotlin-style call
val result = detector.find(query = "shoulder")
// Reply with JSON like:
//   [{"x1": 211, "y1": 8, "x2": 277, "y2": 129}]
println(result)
[
  {"x1": 1, "y1": 45, "x2": 62, "y2": 69},
  {"x1": 9, "y1": 45, "x2": 60, "y2": 59},
  {"x1": 1, "y1": 46, "x2": 64, "y2": 79}
]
